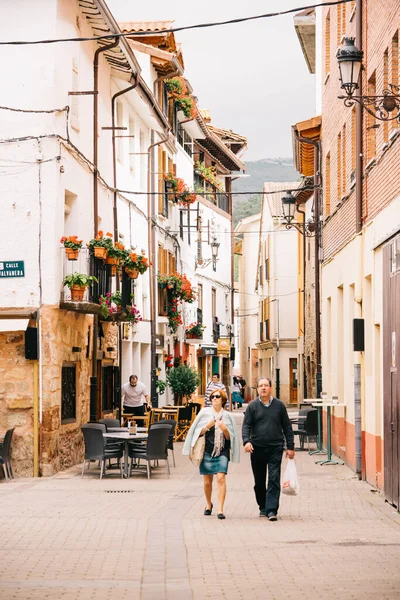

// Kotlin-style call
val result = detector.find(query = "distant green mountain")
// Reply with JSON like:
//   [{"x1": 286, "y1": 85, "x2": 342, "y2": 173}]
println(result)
[{"x1": 232, "y1": 158, "x2": 300, "y2": 226}]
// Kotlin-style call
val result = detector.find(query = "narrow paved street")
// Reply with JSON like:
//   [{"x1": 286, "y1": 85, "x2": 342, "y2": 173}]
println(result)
[{"x1": 1, "y1": 414, "x2": 400, "y2": 600}]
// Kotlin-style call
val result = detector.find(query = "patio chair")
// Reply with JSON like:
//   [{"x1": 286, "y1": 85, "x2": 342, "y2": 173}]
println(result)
[
  {"x1": 189, "y1": 402, "x2": 202, "y2": 416},
  {"x1": 150, "y1": 419, "x2": 177, "y2": 467},
  {"x1": 128, "y1": 423, "x2": 171, "y2": 479},
  {"x1": 81, "y1": 424, "x2": 123, "y2": 479},
  {"x1": 175, "y1": 406, "x2": 194, "y2": 442},
  {"x1": 0, "y1": 428, "x2": 15, "y2": 481},
  {"x1": 98, "y1": 418, "x2": 120, "y2": 429},
  {"x1": 293, "y1": 409, "x2": 318, "y2": 451}
]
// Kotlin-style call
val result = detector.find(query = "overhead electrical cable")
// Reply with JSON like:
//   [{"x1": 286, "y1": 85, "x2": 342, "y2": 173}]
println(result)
[{"x1": 0, "y1": 1, "x2": 355, "y2": 46}]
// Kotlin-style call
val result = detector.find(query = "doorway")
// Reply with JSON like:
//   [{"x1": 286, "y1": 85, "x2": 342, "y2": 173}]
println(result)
[{"x1": 289, "y1": 358, "x2": 298, "y2": 404}]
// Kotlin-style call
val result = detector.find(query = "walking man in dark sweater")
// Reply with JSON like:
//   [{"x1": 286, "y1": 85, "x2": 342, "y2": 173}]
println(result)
[{"x1": 242, "y1": 377, "x2": 295, "y2": 520}]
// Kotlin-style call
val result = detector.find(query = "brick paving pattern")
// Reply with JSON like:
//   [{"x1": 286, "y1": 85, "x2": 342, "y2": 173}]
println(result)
[{"x1": 0, "y1": 413, "x2": 400, "y2": 599}]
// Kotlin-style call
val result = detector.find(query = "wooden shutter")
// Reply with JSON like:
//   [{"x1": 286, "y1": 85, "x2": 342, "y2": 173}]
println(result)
[{"x1": 158, "y1": 147, "x2": 164, "y2": 214}]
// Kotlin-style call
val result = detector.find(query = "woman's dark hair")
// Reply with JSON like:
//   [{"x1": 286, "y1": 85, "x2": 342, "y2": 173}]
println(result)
[{"x1": 210, "y1": 388, "x2": 228, "y2": 408}]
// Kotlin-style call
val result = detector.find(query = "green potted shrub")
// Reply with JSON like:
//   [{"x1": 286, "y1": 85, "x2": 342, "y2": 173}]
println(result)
[
  {"x1": 166, "y1": 364, "x2": 200, "y2": 406},
  {"x1": 63, "y1": 272, "x2": 98, "y2": 301}
]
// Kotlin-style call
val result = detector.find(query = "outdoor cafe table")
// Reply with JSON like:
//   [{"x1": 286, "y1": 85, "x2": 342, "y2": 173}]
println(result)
[
  {"x1": 103, "y1": 431, "x2": 148, "y2": 477},
  {"x1": 152, "y1": 408, "x2": 178, "y2": 422},
  {"x1": 312, "y1": 402, "x2": 345, "y2": 466},
  {"x1": 108, "y1": 427, "x2": 147, "y2": 433}
]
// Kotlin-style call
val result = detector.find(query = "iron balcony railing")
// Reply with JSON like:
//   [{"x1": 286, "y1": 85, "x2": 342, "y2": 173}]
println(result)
[{"x1": 194, "y1": 171, "x2": 229, "y2": 213}]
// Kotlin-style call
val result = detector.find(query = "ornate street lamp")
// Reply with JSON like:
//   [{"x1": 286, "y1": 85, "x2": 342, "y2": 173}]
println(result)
[
  {"x1": 281, "y1": 191, "x2": 317, "y2": 237},
  {"x1": 281, "y1": 191, "x2": 296, "y2": 223},
  {"x1": 211, "y1": 237, "x2": 220, "y2": 267},
  {"x1": 337, "y1": 37, "x2": 400, "y2": 121}
]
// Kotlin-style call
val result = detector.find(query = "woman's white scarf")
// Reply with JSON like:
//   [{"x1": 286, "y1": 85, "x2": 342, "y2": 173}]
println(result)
[{"x1": 212, "y1": 409, "x2": 225, "y2": 457}]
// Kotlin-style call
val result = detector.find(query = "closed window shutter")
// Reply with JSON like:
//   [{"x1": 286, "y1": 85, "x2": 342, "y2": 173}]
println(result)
[{"x1": 158, "y1": 147, "x2": 164, "y2": 214}]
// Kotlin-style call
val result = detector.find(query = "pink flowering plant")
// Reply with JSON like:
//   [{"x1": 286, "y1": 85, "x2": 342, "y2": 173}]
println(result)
[
  {"x1": 99, "y1": 292, "x2": 121, "y2": 320},
  {"x1": 125, "y1": 304, "x2": 142, "y2": 325}
]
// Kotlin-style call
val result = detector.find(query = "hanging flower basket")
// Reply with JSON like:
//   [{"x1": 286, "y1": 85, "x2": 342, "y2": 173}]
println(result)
[
  {"x1": 105, "y1": 256, "x2": 119, "y2": 266},
  {"x1": 125, "y1": 267, "x2": 139, "y2": 279},
  {"x1": 94, "y1": 246, "x2": 108, "y2": 260},
  {"x1": 123, "y1": 252, "x2": 150, "y2": 276},
  {"x1": 60, "y1": 236, "x2": 83, "y2": 261},
  {"x1": 65, "y1": 248, "x2": 79, "y2": 261}
]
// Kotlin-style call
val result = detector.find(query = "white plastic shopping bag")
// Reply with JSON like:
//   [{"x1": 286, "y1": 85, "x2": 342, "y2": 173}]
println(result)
[{"x1": 282, "y1": 458, "x2": 300, "y2": 496}]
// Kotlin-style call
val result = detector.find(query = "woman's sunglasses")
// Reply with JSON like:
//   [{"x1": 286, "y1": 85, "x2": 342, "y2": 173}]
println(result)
[{"x1": 211, "y1": 394, "x2": 221, "y2": 399}]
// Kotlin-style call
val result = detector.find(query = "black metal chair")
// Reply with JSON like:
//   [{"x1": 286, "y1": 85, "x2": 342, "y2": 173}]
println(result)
[
  {"x1": 293, "y1": 409, "x2": 318, "y2": 450},
  {"x1": 150, "y1": 419, "x2": 177, "y2": 467},
  {"x1": 0, "y1": 428, "x2": 15, "y2": 481},
  {"x1": 98, "y1": 418, "x2": 120, "y2": 429},
  {"x1": 81, "y1": 424, "x2": 123, "y2": 479},
  {"x1": 128, "y1": 423, "x2": 171, "y2": 479},
  {"x1": 175, "y1": 406, "x2": 194, "y2": 441}
]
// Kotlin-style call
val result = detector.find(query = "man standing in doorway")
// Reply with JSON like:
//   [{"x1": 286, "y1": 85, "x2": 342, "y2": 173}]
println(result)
[
  {"x1": 121, "y1": 374, "x2": 151, "y2": 417},
  {"x1": 242, "y1": 377, "x2": 295, "y2": 521},
  {"x1": 204, "y1": 373, "x2": 226, "y2": 407}
]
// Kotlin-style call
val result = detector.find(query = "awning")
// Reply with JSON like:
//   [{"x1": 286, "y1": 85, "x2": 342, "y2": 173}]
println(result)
[{"x1": 0, "y1": 319, "x2": 29, "y2": 332}]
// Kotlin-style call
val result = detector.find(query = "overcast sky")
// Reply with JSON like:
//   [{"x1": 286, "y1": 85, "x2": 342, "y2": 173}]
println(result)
[{"x1": 106, "y1": 0, "x2": 316, "y2": 161}]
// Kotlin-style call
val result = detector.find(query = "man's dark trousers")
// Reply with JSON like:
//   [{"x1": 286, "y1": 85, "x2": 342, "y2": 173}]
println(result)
[{"x1": 250, "y1": 445, "x2": 283, "y2": 514}]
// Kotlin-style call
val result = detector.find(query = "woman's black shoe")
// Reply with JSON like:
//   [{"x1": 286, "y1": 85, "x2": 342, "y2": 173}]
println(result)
[
  {"x1": 217, "y1": 513, "x2": 226, "y2": 520},
  {"x1": 204, "y1": 503, "x2": 213, "y2": 516}
]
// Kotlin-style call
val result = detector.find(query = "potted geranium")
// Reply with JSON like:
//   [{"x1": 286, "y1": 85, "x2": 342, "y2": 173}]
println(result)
[
  {"x1": 124, "y1": 304, "x2": 143, "y2": 326},
  {"x1": 185, "y1": 322, "x2": 206, "y2": 340},
  {"x1": 63, "y1": 272, "x2": 98, "y2": 301},
  {"x1": 157, "y1": 272, "x2": 196, "y2": 332},
  {"x1": 98, "y1": 291, "x2": 122, "y2": 320},
  {"x1": 87, "y1": 231, "x2": 113, "y2": 260},
  {"x1": 175, "y1": 95, "x2": 198, "y2": 120},
  {"x1": 105, "y1": 242, "x2": 127, "y2": 275},
  {"x1": 164, "y1": 173, "x2": 197, "y2": 207},
  {"x1": 124, "y1": 252, "x2": 150, "y2": 279},
  {"x1": 60, "y1": 236, "x2": 83, "y2": 261}
]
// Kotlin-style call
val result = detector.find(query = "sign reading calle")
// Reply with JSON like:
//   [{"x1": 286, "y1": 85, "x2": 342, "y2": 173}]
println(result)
[{"x1": 0, "y1": 261, "x2": 25, "y2": 278}]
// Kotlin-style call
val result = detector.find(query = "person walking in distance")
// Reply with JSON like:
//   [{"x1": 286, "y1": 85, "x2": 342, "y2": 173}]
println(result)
[
  {"x1": 121, "y1": 375, "x2": 151, "y2": 417},
  {"x1": 204, "y1": 373, "x2": 226, "y2": 407},
  {"x1": 242, "y1": 377, "x2": 295, "y2": 521}
]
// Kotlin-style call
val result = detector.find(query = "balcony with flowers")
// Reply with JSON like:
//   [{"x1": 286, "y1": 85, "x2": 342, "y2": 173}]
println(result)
[
  {"x1": 185, "y1": 322, "x2": 206, "y2": 342},
  {"x1": 60, "y1": 232, "x2": 149, "y2": 319},
  {"x1": 164, "y1": 173, "x2": 197, "y2": 207},
  {"x1": 194, "y1": 161, "x2": 229, "y2": 213}
]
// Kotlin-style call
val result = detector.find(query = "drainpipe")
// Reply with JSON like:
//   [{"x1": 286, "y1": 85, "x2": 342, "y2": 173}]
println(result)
[
  {"x1": 111, "y1": 75, "x2": 140, "y2": 243},
  {"x1": 110, "y1": 75, "x2": 140, "y2": 419},
  {"x1": 354, "y1": 0, "x2": 364, "y2": 477},
  {"x1": 148, "y1": 129, "x2": 171, "y2": 408},
  {"x1": 90, "y1": 38, "x2": 119, "y2": 423},
  {"x1": 293, "y1": 132, "x2": 322, "y2": 399},
  {"x1": 297, "y1": 204, "x2": 307, "y2": 401}
]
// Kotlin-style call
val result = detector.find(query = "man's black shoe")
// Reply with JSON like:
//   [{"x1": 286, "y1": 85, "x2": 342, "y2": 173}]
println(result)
[
  {"x1": 259, "y1": 509, "x2": 267, "y2": 517},
  {"x1": 267, "y1": 512, "x2": 277, "y2": 521}
]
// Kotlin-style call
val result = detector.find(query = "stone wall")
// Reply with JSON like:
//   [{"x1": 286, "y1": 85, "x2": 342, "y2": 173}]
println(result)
[
  {"x1": 0, "y1": 328, "x2": 34, "y2": 476},
  {"x1": 40, "y1": 306, "x2": 93, "y2": 476}
]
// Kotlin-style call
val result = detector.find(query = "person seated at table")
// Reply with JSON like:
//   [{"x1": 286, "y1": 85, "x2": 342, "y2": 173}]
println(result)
[{"x1": 121, "y1": 375, "x2": 151, "y2": 418}]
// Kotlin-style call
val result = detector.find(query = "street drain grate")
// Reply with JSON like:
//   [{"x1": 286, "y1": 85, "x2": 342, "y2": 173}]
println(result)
[{"x1": 104, "y1": 490, "x2": 135, "y2": 493}]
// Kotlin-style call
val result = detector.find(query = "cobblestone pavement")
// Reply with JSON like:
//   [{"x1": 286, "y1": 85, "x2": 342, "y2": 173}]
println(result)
[{"x1": 1, "y1": 413, "x2": 400, "y2": 599}]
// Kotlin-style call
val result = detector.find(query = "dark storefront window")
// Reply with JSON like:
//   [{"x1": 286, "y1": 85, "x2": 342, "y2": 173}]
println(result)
[{"x1": 61, "y1": 364, "x2": 76, "y2": 423}]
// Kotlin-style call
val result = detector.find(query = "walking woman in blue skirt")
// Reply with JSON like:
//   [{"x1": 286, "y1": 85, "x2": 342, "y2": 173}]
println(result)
[{"x1": 183, "y1": 390, "x2": 240, "y2": 519}]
